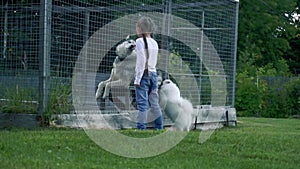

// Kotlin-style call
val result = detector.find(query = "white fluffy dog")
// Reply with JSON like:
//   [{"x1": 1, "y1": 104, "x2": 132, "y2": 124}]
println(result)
[
  {"x1": 159, "y1": 79, "x2": 195, "y2": 131},
  {"x1": 96, "y1": 38, "x2": 136, "y2": 109}
]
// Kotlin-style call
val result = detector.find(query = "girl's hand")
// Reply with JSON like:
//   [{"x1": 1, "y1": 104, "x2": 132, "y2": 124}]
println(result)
[{"x1": 135, "y1": 83, "x2": 140, "y2": 87}]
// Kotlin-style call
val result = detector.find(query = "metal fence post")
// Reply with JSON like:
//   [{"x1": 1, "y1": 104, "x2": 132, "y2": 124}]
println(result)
[
  {"x1": 231, "y1": 1, "x2": 239, "y2": 108},
  {"x1": 38, "y1": 0, "x2": 52, "y2": 115},
  {"x1": 160, "y1": 0, "x2": 172, "y2": 79},
  {"x1": 199, "y1": 10, "x2": 205, "y2": 105},
  {"x1": 3, "y1": 0, "x2": 8, "y2": 59}
]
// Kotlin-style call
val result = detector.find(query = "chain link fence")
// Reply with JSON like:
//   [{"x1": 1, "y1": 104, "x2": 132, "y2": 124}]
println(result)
[{"x1": 0, "y1": 0, "x2": 239, "y2": 116}]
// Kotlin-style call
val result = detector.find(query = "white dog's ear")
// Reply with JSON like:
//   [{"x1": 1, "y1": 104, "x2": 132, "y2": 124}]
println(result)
[
  {"x1": 126, "y1": 35, "x2": 130, "y2": 40},
  {"x1": 163, "y1": 79, "x2": 172, "y2": 85}
]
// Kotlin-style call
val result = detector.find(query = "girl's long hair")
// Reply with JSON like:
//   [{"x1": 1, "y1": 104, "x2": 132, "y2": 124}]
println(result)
[
  {"x1": 137, "y1": 16, "x2": 155, "y2": 75},
  {"x1": 142, "y1": 33, "x2": 149, "y2": 75}
]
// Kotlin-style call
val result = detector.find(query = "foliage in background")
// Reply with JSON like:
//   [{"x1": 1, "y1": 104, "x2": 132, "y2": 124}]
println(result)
[
  {"x1": 0, "y1": 84, "x2": 38, "y2": 114},
  {"x1": 238, "y1": 0, "x2": 299, "y2": 74},
  {"x1": 165, "y1": 51, "x2": 201, "y2": 104},
  {"x1": 235, "y1": 73, "x2": 300, "y2": 117},
  {"x1": 260, "y1": 77, "x2": 290, "y2": 118},
  {"x1": 286, "y1": 77, "x2": 300, "y2": 115},
  {"x1": 45, "y1": 82, "x2": 73, "y2": 116},
  {"x1": 235, "y1": 71, "x2": 262, "y2": 117},
  {"x1": 0, "y1": 81, "x2": 72, "y2": 115},
  {"x1": 235, "y1": 57, "x2": 299, "y2": 117},
  {"x1": 236, "y1": 0, "x2": 299, "y2": 117}
]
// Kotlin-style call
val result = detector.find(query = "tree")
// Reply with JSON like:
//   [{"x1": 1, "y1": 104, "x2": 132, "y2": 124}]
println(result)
[
  {"x1": 236, "y1": 0, "x2": 300, "y2": 117},
  {"x1": 238, "y1": 0, "x2": 298, "y2": 75},
  {"x1": 284, "y1": 35, "x2": 300, "y2": 74}
]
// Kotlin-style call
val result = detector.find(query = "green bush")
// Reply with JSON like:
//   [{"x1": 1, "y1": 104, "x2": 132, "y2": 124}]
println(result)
[
  {"x1": 0, "y1": 82, "x2": 73, "y2": 115},
  {"x1": 260, "y1": 77, "x2": 290, "y2": 118},
  {"x1": 45, "y1": 82, "x2": 73, "y2": 116},
  {"x1": 235, "y1": 74, "x2": 299, "y2": 118},
  {"x1": 235, "y1": 71, "x2": 262, "y2": 117},
  {"x1": 286, "y1": 77, "x2": 300, "y2": 115},
  {"x1": 0, "y1": 85, "x2": 38, "y2": 114}
]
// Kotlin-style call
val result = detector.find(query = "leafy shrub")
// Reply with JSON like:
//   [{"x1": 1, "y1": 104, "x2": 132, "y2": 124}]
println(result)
[
  {"x1": 286, "y1": 77, "x2": 300, "y2": 115},
  {"x1": 235, "y1": 71, "x2": 262, "y2": 117},
  {"x1": 45, "y1": 82, "x2": 73, "y2": 116},
  {"x1": 259, "y1": 77, "x2": 290, "y2": 118},
  {"x1": 0, "y1": 85, "x2": 38, "y2": 114},
  {"x1": 236, "y1": 73, "x2": 299, "y2": 118},
  {"x1": 0, "y1": 81, "x2": 73, "y2": 116}
]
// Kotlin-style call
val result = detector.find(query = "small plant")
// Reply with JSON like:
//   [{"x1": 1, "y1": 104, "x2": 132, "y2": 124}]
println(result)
[
  {"x1": 0, "y1": 84, "x2": 38, "y2": 114},
  {"x1": 45, "y1": 82, "x2": 73, "y2": 116},
  {"x1": 0, "y1": 81, "x2": 73, "y2": 116},
  {"x1": 286, "y1": 77, "x2": 300, "y2": 116}
]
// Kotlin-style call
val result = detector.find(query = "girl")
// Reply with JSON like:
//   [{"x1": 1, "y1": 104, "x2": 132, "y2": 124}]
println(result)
[{"x1": 134, "y1": 16, "x2": 163, "y2": 130}]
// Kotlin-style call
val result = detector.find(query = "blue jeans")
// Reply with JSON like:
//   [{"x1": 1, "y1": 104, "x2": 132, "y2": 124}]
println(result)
[{"x1": 135, "y1": 71, "x2": 163, "y2": 130}]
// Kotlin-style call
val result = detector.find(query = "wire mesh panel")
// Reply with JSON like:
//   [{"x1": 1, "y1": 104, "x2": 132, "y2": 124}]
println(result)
[
  {"x1": 0, "y1": 0, "x2": 41, "y2": 113},
  {"x1": 170, "y1": 0, "x2": 238, "y2": 107},
  {"x1": 0, "y1": 0, "x2": 238, "y2": 116}
]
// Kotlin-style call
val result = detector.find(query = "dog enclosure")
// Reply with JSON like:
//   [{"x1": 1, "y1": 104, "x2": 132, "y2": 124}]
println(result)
[{"x1": 0, "y1": 0, "x2": 238, "y2": 127}]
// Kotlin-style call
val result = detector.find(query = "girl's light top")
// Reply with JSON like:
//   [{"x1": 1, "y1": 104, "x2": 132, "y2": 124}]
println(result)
[{"x1": 134, "y1": 37, "x2": 158, "y2": 85}]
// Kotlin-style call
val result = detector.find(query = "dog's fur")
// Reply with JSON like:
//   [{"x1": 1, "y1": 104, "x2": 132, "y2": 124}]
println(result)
[
  {"x1": 96, "y1": 39, "x2": 136, "y2": 109},
  {"x1": 95, "y1": 39, "x2": 195, "y2": 131},
  {"x1": 159, "y1": 79, "x2": 195, "y2": 131}
]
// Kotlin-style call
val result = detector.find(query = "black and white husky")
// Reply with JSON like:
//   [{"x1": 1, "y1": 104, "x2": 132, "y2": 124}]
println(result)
[{"x1": 95, "y1": 38, "x2": 136, "y2": 109}]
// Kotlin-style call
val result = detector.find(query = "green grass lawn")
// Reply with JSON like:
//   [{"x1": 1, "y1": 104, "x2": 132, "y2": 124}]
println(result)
[{"x1": 0, "y1": 117, "x2": 299, "y2": 169}]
